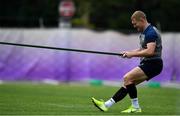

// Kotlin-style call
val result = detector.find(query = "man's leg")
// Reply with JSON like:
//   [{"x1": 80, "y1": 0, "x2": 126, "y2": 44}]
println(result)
[
  {"x1": 103, "y1": 86, "x2": 128, "y2": 108},
  {"x1": 92, "y1": 86, "x2": 129, "y2": 112},
  {"x1": 122, "y1": 66, "x2": 148, "y2": 113},
  {"x1": 92, "y1": 67, "x2": 147, "y2": 112}
]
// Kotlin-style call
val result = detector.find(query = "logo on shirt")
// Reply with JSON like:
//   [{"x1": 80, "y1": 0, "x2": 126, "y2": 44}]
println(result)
[{"x1": 139, "y1": 34, "x2": 145, "y2": 45}]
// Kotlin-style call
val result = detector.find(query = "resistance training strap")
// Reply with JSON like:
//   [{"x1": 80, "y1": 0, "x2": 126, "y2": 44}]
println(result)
[{"x1": 0, "y1": 42, "x2": 123, "y2": 56}]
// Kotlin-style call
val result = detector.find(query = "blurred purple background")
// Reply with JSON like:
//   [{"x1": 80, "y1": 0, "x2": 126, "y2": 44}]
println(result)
[{"x1": 0, "y1": 29, "x2": 178, "y2": 82}]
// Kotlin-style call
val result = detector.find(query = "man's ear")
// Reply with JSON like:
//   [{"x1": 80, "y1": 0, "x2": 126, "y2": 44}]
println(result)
[{"x1": 139, "y1": 17, "x2": 143, "y2": 22}]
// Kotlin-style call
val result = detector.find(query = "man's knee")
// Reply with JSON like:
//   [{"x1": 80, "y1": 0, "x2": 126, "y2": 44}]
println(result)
[{"x1": 123, "y1": 75, "x2": 134, "y2": 86}]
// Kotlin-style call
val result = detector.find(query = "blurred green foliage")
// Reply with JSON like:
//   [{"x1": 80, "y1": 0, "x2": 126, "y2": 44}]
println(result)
[{"x1": 0, "y1": 0, "x2": 180, "y2": 32}]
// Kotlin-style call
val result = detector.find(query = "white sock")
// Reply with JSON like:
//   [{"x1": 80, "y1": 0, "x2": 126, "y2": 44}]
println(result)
[
  {"x1": 131, "y1": 98, "x2": 140, "y2": 109},
  {"x1": 104, "y1": 98, "x2": 115, "y2": 108}
]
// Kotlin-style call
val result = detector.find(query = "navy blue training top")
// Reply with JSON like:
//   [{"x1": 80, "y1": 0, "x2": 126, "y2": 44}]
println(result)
[{"x1": 139, "y1": 25, "x2": 162, "y2": 61}]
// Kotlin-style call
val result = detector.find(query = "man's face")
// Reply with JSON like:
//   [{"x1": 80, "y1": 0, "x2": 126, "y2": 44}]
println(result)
[{"x1": 131, "y1": 18, "x2": 144, "y2": 32}]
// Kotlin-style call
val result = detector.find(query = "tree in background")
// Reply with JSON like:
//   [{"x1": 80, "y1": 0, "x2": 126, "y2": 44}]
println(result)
[
  {"x1": 0, "y1": 0, "x2": 180, "y2": 32},
  {"x1": 72, "y1": 0, "x2": 92, "y2": 28}
]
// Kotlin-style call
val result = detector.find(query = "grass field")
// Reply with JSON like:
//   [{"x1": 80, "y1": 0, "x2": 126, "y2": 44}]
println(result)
[{"x1": 0, "y1": 82, "x2": 180, "y2": 115}]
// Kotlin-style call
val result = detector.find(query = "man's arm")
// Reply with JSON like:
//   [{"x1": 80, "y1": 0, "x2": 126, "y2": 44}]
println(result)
[
  {"x1": 130, "y1": 48, "x2": 141, "y2": 52},
  {"x1": 123, "y1": 42, "x2": 156, "y2": 58}
]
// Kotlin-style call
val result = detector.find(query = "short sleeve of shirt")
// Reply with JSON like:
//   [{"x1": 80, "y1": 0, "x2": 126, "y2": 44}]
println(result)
[{"x1": 145, "y1": 32, "x2": 157, "y2": 43}]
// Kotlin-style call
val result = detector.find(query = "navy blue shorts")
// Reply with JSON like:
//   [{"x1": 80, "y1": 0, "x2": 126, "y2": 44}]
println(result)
[{"x1": 138, "y1": 59, "x2": 163, "y2": 81}]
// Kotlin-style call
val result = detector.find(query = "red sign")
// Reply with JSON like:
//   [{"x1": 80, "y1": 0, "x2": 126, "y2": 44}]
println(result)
[{"x1": 59, "y1": 0, "x2": 75, "y2": 17}]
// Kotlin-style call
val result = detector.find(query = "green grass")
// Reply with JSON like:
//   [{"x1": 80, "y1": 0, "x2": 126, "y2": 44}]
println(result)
[{"x1": 0, "y1": 82, "x2": 180, "y2": 115}]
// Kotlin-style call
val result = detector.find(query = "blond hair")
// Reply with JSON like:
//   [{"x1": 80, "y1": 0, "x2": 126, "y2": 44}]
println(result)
[{"x1": 131, "y1": 11, "x2": 147, "y2": 21}]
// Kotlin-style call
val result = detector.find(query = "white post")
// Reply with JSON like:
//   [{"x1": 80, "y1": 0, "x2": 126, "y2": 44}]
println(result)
[{"x1": 58, "y1": 0, "x2": 75, "y2": 28}]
